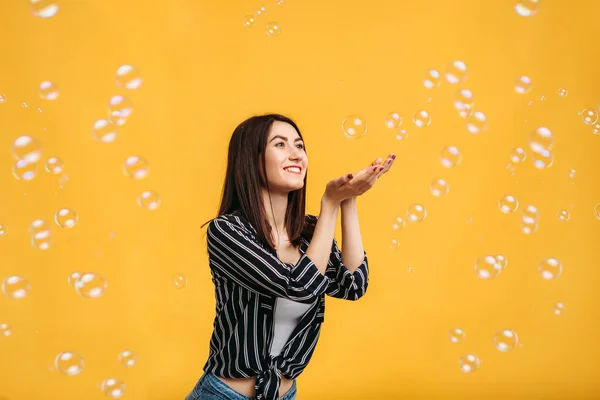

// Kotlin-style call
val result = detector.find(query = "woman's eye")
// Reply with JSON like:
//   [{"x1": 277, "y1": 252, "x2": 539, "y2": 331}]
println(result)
[{"x1": 276, "y1": 143, "x2": 304, "y2": 149}]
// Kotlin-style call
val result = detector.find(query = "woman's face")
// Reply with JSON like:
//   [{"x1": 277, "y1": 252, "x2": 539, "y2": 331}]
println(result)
[{"x1": 261, "y1": 121, "x2": 307, "y2": 192}]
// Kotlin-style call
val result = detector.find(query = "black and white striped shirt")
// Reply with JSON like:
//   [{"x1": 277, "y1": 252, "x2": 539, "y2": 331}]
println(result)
[{"x1": 202, "y1": 210, "x2": 369, "y2": 400}]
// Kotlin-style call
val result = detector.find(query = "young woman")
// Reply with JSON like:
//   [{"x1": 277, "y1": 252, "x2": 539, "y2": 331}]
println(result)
[{"x1": 186, "y1": 114, "x2": 395, "y2": 400}]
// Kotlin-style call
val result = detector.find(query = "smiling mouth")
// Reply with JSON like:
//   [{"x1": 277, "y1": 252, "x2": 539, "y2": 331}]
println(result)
[{"x1": 283, "y1": 168, "x2": 302, "y2": 175}]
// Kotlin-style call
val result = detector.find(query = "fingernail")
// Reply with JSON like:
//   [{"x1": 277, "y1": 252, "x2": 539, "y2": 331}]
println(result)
[
  {"x1": 347, "y1": 173, "x2": 353, "y2": 179},
  {"x1": 379, "y1": 166, "x2": 384, "y2": 171},
  {"x1": 392, "y1": 155, "x2": 396, "y2": 159}
]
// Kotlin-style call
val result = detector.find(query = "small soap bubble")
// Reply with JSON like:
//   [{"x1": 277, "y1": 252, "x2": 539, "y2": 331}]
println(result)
[
  {"x1": 30, "y1": 0, "x2": 59, "y2": 18},
  {"x1": 108, "y1": 95, "x2": 133, "y2": 126},
  {"x1": 12, "y1": 159, "x2": 37, "y2": 181},
  {"x1": 445, "y1": 60, "x2": 467, "y2": 84},
  {"x1": 68, "y1": 272, "x2": 82, "y2": 288},
  {"x1": 118, "y1": 350, "x2": 137, "y2": 367},
  {"x1": 265, "y1": 22, "x2": 281, "y2": 36},
  {"x1": 510, "y1": 147, "x2": 526, "y2": 163},
  {"x1": 38, "y1": 81, "x2": 59, "y2": 100},
  {"x1": 54, "y1": 352, "x2": 84, "y2": 376},
  {"x1": 254, "y1": 5, "x2": 267, "y2": 16},
  {"x1": 406, "y1": 204, "x2": 426, "y2": 222},
  {"x1": 453, "y1": 89, "x2": 474, "y2": 118},
  {"x1": 2, "y1": 276, "x2": 31, "y2": 299},
  {"x1": 30, "y1": 219, "x2": 51, "y2": 250},
  {"x1": 553, "y1": 302, "x2": 565, "y2": 315},
  {"x1": 499, "y1": 195, "x2": 518, "y2": 213},
  {"x1": 538, "y1": 257, "x2": 562, "y2": 280},
  {"x1": 529, "y1": 127, "x2": 553, "y2": 153},
  {"x1": 557, "y1": 88, "x2": 568, "y2": 97},
  {"x1": 407, "y1": 266, "x2": 413, "y2": 273},
  {"x1": 243, "y1": 15, "x2": 256, "y2": 27},
  {"x1": 342, "y1": 115, "x2": 367, "y2": 139},
  {"x1": 594, "y1": 203, "x2": 600, "y2": 220},
  {"x1": 514, "y1": 76, "x2": 532, "y2": 94},
  {"x1": 440, "y1": 145, "x2": 462, "y2": 168},
  {"x1": 494, "y1": 329, "x2": 519, "y2": 352},
  {"x1": 423, "y1": 69, "x2": 441, "y2": 89},
  {"x1": 137, "y1": 190, "x2": 161, "y2": 210},
  {"x1": 557, "y1": 209, "x2": 570, "y2": 222},
  {"x1": 384, "y1": 112, "x2": 402, "y2": 129},
  {"x1": 430, "y1": 178, "x2": 449, "y2": 197},
  {"x1": 449, "y1": 328, "x2": 465, "y2": 344},
  {"x1": 391, "y1": 216, "x2": 405, "y2": 230},
  {"x1": 532, "y1": 148, "x2": 553, "y2": 169},
  {"x1": 394, "y1": 128, "x2": 409, "y2": 141},
  {"x1": 171, "y1": 274, "x2": 187, "y2": 289},
  {"x1": 581, "y1": 108, "x2": 598, "y2": 125},
  {"x1": 0, "y1": 323, "x2": 12, "y2": 337},
  {"x1": 474, "y1": 255, "x2": 502, "y2": 280},
  {"x1": 515, "y1": 0, "x2": 541, "y2": 17},
  {"x1": 465, "y1": 111, "x2": 487, "y2": 134},
  {"x1": 0, "y1": 224, "x2": 7, "y2": 237},
  {"x1": 92, "y1": 119, "x2": 118, "y2": 143},
  {"x1": 592, "y1": 123, "x2": 600, "y2": 135},
  {"x1": 568, "y1": 169, "x2": 576, "y2": 179},
  {"x1": 458, "y1": 354, "x2": 480, "y2": 373},
  {"x1": 116, "y1": 65, "x2": 142, "y2": 90},
  {"x1": 74, "y1": 272, "x2": 107, "y2": 298},
  {"x1": 412, "y1": 110, "x2": 431, "y2": 128},
  {"x1": 100, "y1": 378, "x2": 126, "y2": 399},
  {"x1": 45, "y1": 157, "x2": 64, "y2": 174},
  {"x1": 22, "y1": 101, "x2": 29, "y2": 108},
  {"x1": 495, "y1": 254, "x2": 508, "y2": 269},
  {"x1": 54, "y1": 208, "x2": 78, "y2": 228},
  {"x1": 0, "y1": 94, "x2": 7, "y2": 103},
  {"x1": 389, "y1": 238, "x2": 400, "y2": 251},
  {"x1": 123, "y1": 156, "x2": 149, "y2": 179},
  {"x1": 11, "y1": 136, "x2": 42, "y2": 163}
]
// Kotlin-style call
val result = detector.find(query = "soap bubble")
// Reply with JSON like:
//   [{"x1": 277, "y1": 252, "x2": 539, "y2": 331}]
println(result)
[
  {"x1": 538, "y1": 257, "x2": 562, "y2": 280},
  {"x1": 509, "y1": 147, "x2": 526, "y2": 163},
  {"x1": 515, "y1": 0, "x2": 541, "y2": 17},
  {"x1": 101, "y1": 378, "x2": 126, "y2": 398},
  {"x1": 123, "y1": 156, "x2": 149, "y2": 179},
  {"x1": 384, "y1": 112, "x2": 402, "y2": 129},
  {"x1": 449, "y1": 328, "x2": 465, "y2": 344},
  {"x1": 406, "y1": 204, "x2": 426, "y2": 222},
  {"x1": 74, "y1": 273, "x2": 107, "y2": 298},
  {"x1": 12, "y1": 159, "x2": 37, "y2": 181},
  {"x1": 2, "y1": 276, "x2": 31, "y2": 299},
  {"x1": 394, "y1": 128, "x2": 409, "y2": 141},
  {"x1": 137, "y1": 190, "x2": 161, "y2": 210},
  {"x1": 54, "y1": 208, "x2": 78, "y2": 228},
  {"x1": 243, "y1": 15, "x2": 256, "y2": 27},
  {"x1": 0, "y1": 224, "x2": 7, "y2": 237},
  {"x1": 458, "y1": 354, "x2": 480, "y2": 373},
  {"x1": 39, "y1": 81, "x2": 60, "y2": 100},
  {"x1": 54, "y1": 352, "x2": 84, "y2": 376},
  {"x1": 514, "y1": 76, "x2": 532, "y2": 94},
  {"x1": 92, "y1": 119, "x2": 118, "y2": 143},
  {"x1": 391, "y1": 216, "x2": 405, "y2": 230},
  {"x1": 465, "y1": 111, "x2": 487, "y2": 134},
  {"x1": 171, "y1": 274, "x2": 187, "y2": 289},
  {"x1": 499, "y1": 195, "x2": 519, "y2": 213},
  {"x1": 453, "y1": 89, "x2": 474, "y2": 118},
  {"x1": 30, "y1": 0, "x2": 59, "y2": 18},
  {"x1": 494, "y1": 329, "x2": 519, "y2": 352},
  {"x1": 557, "y1": 209, "x2": 570, "y2": 222},
  {"x1": 45, "y1": 157, "x2": 64, "y2": 174},
  {"x1": 423, "y1": 69, "x2": 441, "y2": 89},
  {"x1": 440, "y1": 146, "x2": 462, "y2": 168},
  {"x1": 445, "y1": 60, "x2": 467, "y2": 84},
  {"x1": 430, "y1": 178, "x2": 449, "y2": 197},
  {"x1": 412, "y1": 110, "x2": 431, "y2": 128},
  {"x1": 0, "y1": 323, "x2": 12, "y2": 337},
  {"x1": 495, "y1": 254, "x2": 508, "y2": 269},
  {"x1": 474, "y1": 255, "x2": 502, "y2": 280},
  {"x1": 11, "y1": 136, "x2": 42, "y2": 163},
  {"x1": 342, "y1": 115, "x2": 367, "y2": 139},
  {"x1": 553, "y1": 302, "x2": 565, "y2": 315},
  {"x1": 118, "y1": 350, "x2": 138, "y2": 367},
  {"x1": 108, "y1": 95, "x2": 133, "y2": 126},
  {"x1": 266, "y1": 22, "x2": 281, "y2": 36},
  {"x1": 254, "y1": 5, "x2": 267, "y2": 16},
  {"x1": 557, "y1": 88, "x2": 568, "y2": 97},
  {"x1": 116, "y1": 65, "x2": 142, "y2": 90},
  {"x1": 581, "y1": 108, "x2": 598, "y2": 125},
  {"x1": 529, "y1": 127, "x2": 553, "y2": 153},
  {"x1": 532, "y1": 148, "x2": 553, "y2": 169}
]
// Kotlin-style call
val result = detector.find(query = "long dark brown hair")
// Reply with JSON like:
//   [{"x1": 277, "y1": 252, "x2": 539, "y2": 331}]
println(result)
[{"x1": 200, "y1": 113, "x2": 312, "y2": 254}]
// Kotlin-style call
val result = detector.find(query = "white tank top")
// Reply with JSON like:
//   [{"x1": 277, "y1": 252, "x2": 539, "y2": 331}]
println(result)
[{"x1": 269, "y1": 297, "x2": 315, "y2": 356}]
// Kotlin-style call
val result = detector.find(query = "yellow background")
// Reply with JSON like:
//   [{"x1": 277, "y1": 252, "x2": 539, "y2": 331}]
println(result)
[{"x1": 1, "y1": 0, "x2": 600, "y2": 399}]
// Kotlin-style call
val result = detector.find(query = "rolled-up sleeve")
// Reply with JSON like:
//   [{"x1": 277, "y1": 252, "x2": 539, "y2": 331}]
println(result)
[
  {"x1": 325, "y1": 237, "x2": 369, "y2": 301},
  {"x1": 207, "y1": 216, "x2": 329, "y2": 302}
]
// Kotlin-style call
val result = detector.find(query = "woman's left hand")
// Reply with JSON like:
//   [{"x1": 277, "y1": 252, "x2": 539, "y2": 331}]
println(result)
[{"x1": 353, "y1": 153, "x2": 396, "y2": 180}]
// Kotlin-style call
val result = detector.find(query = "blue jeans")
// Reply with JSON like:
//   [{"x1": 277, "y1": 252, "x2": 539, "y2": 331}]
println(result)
[{"x1": 185, "y1": 372, "x2": 297, "y2": 400}]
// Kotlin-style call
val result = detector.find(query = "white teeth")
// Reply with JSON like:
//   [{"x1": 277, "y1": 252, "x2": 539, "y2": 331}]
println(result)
[{"x1": 284, "y1": 167, "x2": 301, "y2": 173}]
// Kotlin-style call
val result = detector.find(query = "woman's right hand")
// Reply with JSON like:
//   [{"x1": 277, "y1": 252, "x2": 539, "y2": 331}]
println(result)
[{"x1": 323, "y1": 163, "x2": 383, "y2": 205}]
